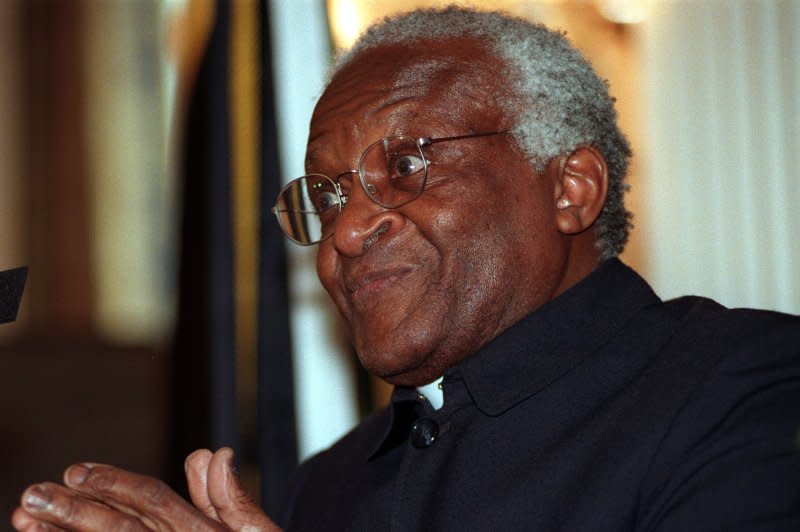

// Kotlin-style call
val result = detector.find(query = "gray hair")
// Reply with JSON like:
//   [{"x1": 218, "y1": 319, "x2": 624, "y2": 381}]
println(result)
[{"x1": 331, "y1": 6, "x2": 632, "y2": 259}]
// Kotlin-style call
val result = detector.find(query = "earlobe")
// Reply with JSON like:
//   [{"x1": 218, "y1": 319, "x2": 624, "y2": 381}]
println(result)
[{"x1": 554, "y1": 146, "x2": 608, "y2": 235}]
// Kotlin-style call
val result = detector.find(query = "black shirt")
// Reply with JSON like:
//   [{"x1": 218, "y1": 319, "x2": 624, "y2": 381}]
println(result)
[{"x1": 281, "y1": 259, "x2": 800, "y2": 531}]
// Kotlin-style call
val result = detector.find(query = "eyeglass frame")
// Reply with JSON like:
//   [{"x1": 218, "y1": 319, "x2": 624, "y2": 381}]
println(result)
[{"x1": 272, "y1": 130, "x2": 508, "y2": 245}]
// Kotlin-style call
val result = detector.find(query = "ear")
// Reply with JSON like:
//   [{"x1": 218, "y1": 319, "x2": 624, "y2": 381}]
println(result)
[{"x1": 553, "y1": 146, "x2": 608, "y2": 235}]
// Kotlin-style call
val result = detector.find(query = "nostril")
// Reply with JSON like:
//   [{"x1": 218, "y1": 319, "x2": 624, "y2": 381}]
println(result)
[{"x1": 362, "y1": 222, "x2": 391, "y2": 252}]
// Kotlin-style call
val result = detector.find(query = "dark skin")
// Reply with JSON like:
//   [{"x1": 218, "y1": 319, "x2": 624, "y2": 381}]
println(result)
[
  {"x1": 11, "y1": 36, "x2": 609, "y2": 531},
  {"x1": 311, "y1": 38, "x2": 607, "y2": 386},
  {"x1": 11, "y1": 448, "x2": 280, "y2": 531}
]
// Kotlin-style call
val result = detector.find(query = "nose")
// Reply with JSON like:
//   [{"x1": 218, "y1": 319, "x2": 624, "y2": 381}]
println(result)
[{"x1": 331, "y1": 179, "x2": 404, "y2": 257}]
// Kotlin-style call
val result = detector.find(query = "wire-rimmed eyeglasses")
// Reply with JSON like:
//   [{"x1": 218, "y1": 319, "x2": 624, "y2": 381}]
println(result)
[{"x1": 272, "y1": 131, "x2": 507, "y2": 245}]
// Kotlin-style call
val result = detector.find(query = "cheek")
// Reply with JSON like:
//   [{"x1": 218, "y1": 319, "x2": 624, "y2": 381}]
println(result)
[
  {"x1": 428, "y1": 206, "x2": 510, "y2": 303},
  {"x1": 315, "y1": 245, "x2": 341, "y2": 302},
  {"x1": 455, "y1": 178, "x2": 553, "y2": 290}
]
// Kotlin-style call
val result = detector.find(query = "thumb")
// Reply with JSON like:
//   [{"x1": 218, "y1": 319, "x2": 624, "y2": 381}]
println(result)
[
  {"x1": 207, "y1": 447, "x2": 283, "y2": 532},
  {"x1": 185, "y1": 448, "x2": 218, "y2": 521}
]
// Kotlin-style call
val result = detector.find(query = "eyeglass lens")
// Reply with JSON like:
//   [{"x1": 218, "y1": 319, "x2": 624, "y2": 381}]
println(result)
[
  {"x1": 274, "y1": 137, "x2": 428, "y2": 245},
  {"x1": 273, "y1": 174, "x2": 339, "y2": 245},
  {"x1": 360, "y1": 137, "x2": 427, "y2": 207}
]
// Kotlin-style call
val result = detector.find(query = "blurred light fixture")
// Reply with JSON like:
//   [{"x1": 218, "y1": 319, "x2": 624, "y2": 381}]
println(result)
[
  {"x1": 595, "y1": 0, "x2": 650, "y2": 24},
  {"x1": 327, "y1": 0, "x2": 364, "y2": 50},
  {"x1": 326, "y1": 0, "x2": 650, "y2": 53}
]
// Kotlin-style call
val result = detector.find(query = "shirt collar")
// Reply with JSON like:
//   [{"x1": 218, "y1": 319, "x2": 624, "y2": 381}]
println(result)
[
  {"x1": 417, "y1": 376, "x2": 444, "y2": 410},
  {"x1": 367, "y1": 259, "x2": 660, "y2": 458},
  {"x1": 449, "y1": 259, "x2": 661, "y2": 416}
]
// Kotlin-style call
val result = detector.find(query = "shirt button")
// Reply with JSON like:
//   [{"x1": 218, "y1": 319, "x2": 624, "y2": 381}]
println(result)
[{"x1": 410, "y1": 417, "x2": 439, "y2": 449}]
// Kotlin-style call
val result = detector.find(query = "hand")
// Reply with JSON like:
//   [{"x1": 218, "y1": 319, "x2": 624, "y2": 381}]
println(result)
[
  {"x1": 11, "y1": 447, "x2": 282, "y2": 531},
  {"x1": 185, "y1": 447, "x2": 281, "y2": 531}
]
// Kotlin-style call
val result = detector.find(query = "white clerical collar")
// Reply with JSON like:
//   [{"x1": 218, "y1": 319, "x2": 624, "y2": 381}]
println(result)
[{"x1": 417, "y1": 376, "x2": 444, "y2": 410}]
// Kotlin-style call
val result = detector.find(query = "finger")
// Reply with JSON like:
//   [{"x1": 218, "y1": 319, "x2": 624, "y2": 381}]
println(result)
[
  {"x1": 16, "y1": 482, "x2": 148, "y2": 532},
  {"x1": 206, "y1": 447, "x2": 283, "y2": 532},
  {"x1": 63, "y1": 463, "x2": 223, "y2": 530},
  {"x1": 185, "y1": 448, "x2": 219, "y2": 520},
  {"x1": 12, "y1": 506, "x2": 68, "y2": 532},
  {"x1": 11, "y1": 506, "x2": 36, "y2": 531}
]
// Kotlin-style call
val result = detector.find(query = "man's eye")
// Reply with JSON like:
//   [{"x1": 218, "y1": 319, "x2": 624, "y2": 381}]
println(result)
[
  {"x1": 312, "y1": 190, "x2": 339, "y2": 212},
  {"x1": 391, "y1": 154, "x2": 425, "y2": 178}
]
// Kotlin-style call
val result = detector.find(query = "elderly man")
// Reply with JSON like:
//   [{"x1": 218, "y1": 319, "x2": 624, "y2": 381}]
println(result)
[{"x1": 13, "y1": 7, "x2": 800, "y2": 532}]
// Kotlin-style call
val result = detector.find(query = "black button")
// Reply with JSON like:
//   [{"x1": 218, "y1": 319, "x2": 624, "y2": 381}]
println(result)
[{"x1": 410, "y1": 417, "x2": 439, "y2": 449}]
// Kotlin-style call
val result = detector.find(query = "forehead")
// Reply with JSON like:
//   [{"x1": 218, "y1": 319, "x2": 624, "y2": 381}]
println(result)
[{"x1": 306, "y1": 38, "x2": 508, "y2": 168}]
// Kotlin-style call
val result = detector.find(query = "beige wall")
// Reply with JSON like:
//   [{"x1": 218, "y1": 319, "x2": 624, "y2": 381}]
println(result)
[{"x1": 639, "y1": 0, "x2": 799, "y2": 313}]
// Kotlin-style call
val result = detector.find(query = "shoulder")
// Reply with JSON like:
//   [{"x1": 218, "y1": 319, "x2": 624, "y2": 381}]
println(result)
[
  {"x1": 636, "y1": 297, "x2": 800, "y2": 530},
  {"x1": 653, "y1": 296, "x2": 800, "y2": 387},
  {"x1": 662, "y1": 295, "x2": 799, "y2": 343}
]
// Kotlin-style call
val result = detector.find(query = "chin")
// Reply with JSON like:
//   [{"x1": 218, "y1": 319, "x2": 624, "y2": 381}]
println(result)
[
  {"x1": 375, "y1": 365, "x2": 441, "y2": 388},
  {"x1": 357, "y1": 336, "x2": 456, "y2": 386},
  {"x1": 355, "y1": 340, "x2": 440, "y2": 387}
]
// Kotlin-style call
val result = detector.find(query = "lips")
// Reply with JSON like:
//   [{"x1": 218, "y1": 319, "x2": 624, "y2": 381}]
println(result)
[{"x1": 345, "y1": 266, "x2": 414, "y2": 297}]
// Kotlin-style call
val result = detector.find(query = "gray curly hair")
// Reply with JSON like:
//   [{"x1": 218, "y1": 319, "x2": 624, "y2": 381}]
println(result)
[{"x1": 330, "y1": 6, "x2": 632, "y2": 259}]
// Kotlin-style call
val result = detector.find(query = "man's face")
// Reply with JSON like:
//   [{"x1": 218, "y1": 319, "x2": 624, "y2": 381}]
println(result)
[{"x1": 308, "y1": 39, "x2": 573, "y2": 386}]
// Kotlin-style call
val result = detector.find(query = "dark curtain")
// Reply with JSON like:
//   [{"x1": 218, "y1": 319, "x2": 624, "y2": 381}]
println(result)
[
  {"x1": 257, "y1": 1, "x2": 298, "y2": 516},
  {"x1": 168, "y1": 0, "x2": 239, "y2": 495},
  {"x1": 169, "y1": 0, "x2": 297, "y2": 514}
]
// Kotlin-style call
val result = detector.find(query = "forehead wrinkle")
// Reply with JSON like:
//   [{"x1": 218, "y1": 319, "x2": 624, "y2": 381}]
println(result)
[
  {"x1": 307, "y1": 93, "x2": 423, "y2": 171},
  {"x1": 391, "y1": 56, "x2": 505, "y2": 134},
  {"x1": 391, "y1": 57, "x2": 452, "y2": 90},
  {"x1": 362, "y1": 94, "x2": 418, "y2": 121},
  {"x1": 306, "y1": 41, "x2": 508, "y2": 170},
  {"x1": 310, "y1": 84, "x2": 391, "y2": 136}
]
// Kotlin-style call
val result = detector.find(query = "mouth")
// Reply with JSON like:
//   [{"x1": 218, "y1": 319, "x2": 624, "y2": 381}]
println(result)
[{"x1": 346, "y1": 266, "x2": 414, "y2": 298}]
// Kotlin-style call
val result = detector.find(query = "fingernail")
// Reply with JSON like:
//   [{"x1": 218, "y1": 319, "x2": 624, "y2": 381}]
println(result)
[
  {"x1": 23, "y1": 486, "x2": 50, "y2": 510},
  {"x1": 65, "y1": 464, "x2": 90, "y2": 486}
]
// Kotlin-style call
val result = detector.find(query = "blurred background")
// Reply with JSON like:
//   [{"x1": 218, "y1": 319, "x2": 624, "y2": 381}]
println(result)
[{"x1": 0, "y1": 0, "x2": 797, "y2": 519}]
